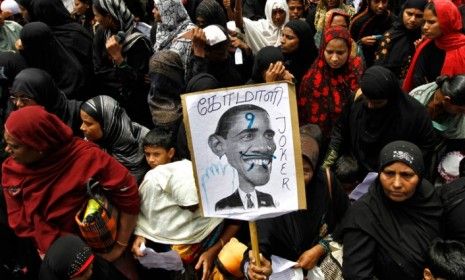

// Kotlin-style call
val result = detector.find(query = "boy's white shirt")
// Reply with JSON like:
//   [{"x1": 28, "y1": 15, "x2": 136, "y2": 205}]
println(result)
[{"x1": 134, "y1": 159, "x2": 223, "y2": 244}]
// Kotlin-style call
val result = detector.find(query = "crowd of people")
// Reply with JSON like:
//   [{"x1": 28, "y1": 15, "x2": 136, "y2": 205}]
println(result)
[{"x1": 1, "y1": 0, "x2": 465, "y2": 279}]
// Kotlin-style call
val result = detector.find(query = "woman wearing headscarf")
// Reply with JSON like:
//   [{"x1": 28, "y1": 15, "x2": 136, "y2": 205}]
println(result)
[
  {"x1": 191, "y1": 24, "x2": 253, "y2": 87},
  {"x1": 39, "y1": 235, "x2": 126, "y2": 280},
  {"x1": 147, "y1": 50, "x2": 185, "y2": 132},
  {"x1": 72, "y1": 0, "x2": 96, "y2": 35},
  {"x1": 0, "y1": 52, "x2": 27, "y2": 122},
  {"x1": 324, "y1": 9, "x2": 363, "y2": 58},
  {"x1": 281, "y1": 20, "x2": 318, "y2": 91},
  {"x1": 323, "y1": 66, "x2": 437, "y2": 181},
  {"x1": 374, "y1": 0, "x2": 427, "y2": 80},
  {"x1": 195, "y1": 0, "x2": 228, "y2": 28},
  {"x1": 233, "y1": 0, "x2": 290, "y2": 54},
  {"x1": 80, "y1": 95, "x2": 150, "y2": 183},
  {"x1": 312, "y1": 0, "x2": 355, "y2": 47},
  {"x1": 26, "y1": 0, "x2": 94, "y2": 81},
  {"x1": 18, "y1": 22, "x2": 86, "y2": 99},
  {"x1": 248, "y1": 46, "x2": 294, "y2": 84},
  {"x1": 92, "y1": 0, "x2": 152, "y2": 127},
  {"x1": 410, "y1": 75, "x2": 465, "y2": 140},
  {"x1": 299, "y1": 26, "x2": 364, "y2": 139},
  {"x1": 339, "y1": 140, "x2": 442, "y2": 279},
  {"x1": 403, "y1": 0, "x2": 465, "y2": 92},
  {"x1": 153, "y1": 0, "x2": 195, "y2": 78},
  {"x1": 246, "y1": 125, "x2": 350, "y2": 279},
  {"x1": 2, "y1": 106, "x2": 140, "y2": 261},
  {"x1": 9, "y1": 68, "x2": 83, "y2": 135},
  {"x1": 350, "y1": 0, "x2": 396, "y2": 67}
]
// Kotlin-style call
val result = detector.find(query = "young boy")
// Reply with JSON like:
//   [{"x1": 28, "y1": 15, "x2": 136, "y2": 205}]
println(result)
[
  {"x1": 142, "y1": 127, "x2": 176, "y2": 169},
  {"x1": 424, "y1": 239, "x2": 465, "y2": 280}
]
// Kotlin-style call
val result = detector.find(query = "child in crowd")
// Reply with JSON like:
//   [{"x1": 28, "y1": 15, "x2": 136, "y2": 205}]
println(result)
[
  {"x1": 142, "y1": 127, "x2": 176, "y2": 169},
  {"x1": 133, "y1": 127, "x2": 239, "y2": 279},
  {"x1": 424, "y1": 239, "x2": 465, "y2": 280}
]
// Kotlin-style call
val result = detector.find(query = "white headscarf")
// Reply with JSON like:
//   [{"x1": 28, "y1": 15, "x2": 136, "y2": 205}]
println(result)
[{"x1": 242, "y1": 0, "x2": 289, "y2": 54}]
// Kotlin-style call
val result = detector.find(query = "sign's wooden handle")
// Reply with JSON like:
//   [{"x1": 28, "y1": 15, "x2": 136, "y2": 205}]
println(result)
[{"x1": 249, "y1": 221, "x2": 261, "y2": 267}]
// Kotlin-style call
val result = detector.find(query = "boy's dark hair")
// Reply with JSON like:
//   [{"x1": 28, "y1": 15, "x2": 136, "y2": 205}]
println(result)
[
  {"x1": 142, "y1": 127, "x2": 175, "y2": 150},
  {"x1": 425, "y1": 239, "x2": 465, "y2": 280}
]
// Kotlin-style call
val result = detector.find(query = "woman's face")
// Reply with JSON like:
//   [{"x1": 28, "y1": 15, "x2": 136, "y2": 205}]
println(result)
[
  {"x1": 325, "y1": 0, "x2": 340, "y2": 9},
  {"x1": 152, "y1": 5, "x2": 162, "y2": 23},
  {"x1": 423, "y1": 8, "x2": 442, "y2": 39},
  {"x1": 380, "y1": 161, "x2": 419, "y2": 202},
  {"x1": 80, "y1": 110, "x2": 103, "y2": 142},
  {"x1": 272, "y1": 8, "x2": 286, "y2": 27},
  {"x1": 303, "y1": 157, "x2": 314, "y2": 185},
  {"x1": 402, "y1": 8, "x2": 424, "y2": 30},
  {"x1": 288, "y1": 0, "x2": 305, "y2": 20},
  {"x1": 74, "y1": 0, "x2": 89, "y2": 16},
  {"x1": 370, "y1": 0, "x2": 388, "y2": 15},
  {"x1": 330, "y1": 15, "x2": 348, "y2": 28},
  {"x1": 196, "y1": 16, "x2": 206, "y2": 28},
  {"x1": 4, "y1": 131, "x2": 44, "y2": 165},
  {"x1": 9, "y1": 94, "x2": 37, "y2": 109},
  {"x1": 92, "y1": 6, "x2": 116, "y2": 30},
  {"x1": 324, "y1": 38, "x2": 349, "y2": 69},
  {"x1": 281, "y1": 27, "x2": 300, "y2": 54}
]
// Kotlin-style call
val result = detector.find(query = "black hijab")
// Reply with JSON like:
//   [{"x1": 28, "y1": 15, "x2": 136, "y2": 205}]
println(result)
[
  {"x1": 374, "y1": 0, "x2": 427, "y2": 78},
  {"x1": 257, "y1": 132, "x2": 349, "y2": 260},
  {"x1": 250, "y1": 46, "x2": 284, "y2": 83},
  {"x1": 282, "y1": 20, "x2": 318, "y2": 87},
  {"x1": 341, "y1": 141, "x2": 442, "y2": 279},
  {"x1": 29, "y1": 0, "x2": 73, "y2": 26},
  {"x1": 350, "y1": 66, "x2": 435, "y2": 172},
  {"x1": 10, "y1": 68, "x2": 82, "y2": 134},
  {"x1": 19, "y1": 22, "x2": 85, "y2": 99},
  {"x1": 195, "y1": 0, "x2": 227, "y2": 28},
  {"x1": 24, "y1": 0, "x2": 94, "y2": 86},
  {"x1": 0, "y1": 52, "x2": 27, "y2": 96},
  {"x1": 39, "y1": 235, "x2": 94, "y2": 280}
]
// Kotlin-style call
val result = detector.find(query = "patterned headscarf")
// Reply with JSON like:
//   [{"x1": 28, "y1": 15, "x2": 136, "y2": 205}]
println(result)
[
  {"x1": 153, "y1": 0, "x2": 194, "y2": 51},
  {"x1": 94, "y1": 0, "x2": 133, "y2": 32},
  {"x1": 81, "y1": 95, "x2": 149, "y2": 182},
  {"x1": 195, "y1": 0, "x2": 227, "y2": 28},
  {"x1": 299, "y1": 27, "x2": 364, "y2": 137},
  {"x1": 94, "y1": 0, "x2": 146, "y2": 52}
]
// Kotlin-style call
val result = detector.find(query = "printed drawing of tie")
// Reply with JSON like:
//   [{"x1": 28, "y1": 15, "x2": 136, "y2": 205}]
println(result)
[{"x1": 246, "y1": 193, "x2": 254, "y2": 209}]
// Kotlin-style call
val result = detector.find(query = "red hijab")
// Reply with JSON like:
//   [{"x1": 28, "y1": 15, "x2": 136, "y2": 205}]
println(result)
[
  {"x1": 403, "y1": 0, "x2": 465, "y2": 92},
  {"x1": 2, "y1": 106, "x2": 140, "y2": 254},
  {"x1": 299, "y1": 26, "x2": 364, "y2": 137}
]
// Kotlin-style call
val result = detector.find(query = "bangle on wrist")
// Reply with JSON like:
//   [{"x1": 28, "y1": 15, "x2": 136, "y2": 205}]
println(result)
[{"x1": 116, "y1": 240, "x2": 128, "y2": 247}]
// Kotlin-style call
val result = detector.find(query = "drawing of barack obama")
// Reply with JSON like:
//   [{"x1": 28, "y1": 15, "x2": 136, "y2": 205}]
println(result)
[{"x1": 208, "y1": 104, "x2": 276, "y2": 211}]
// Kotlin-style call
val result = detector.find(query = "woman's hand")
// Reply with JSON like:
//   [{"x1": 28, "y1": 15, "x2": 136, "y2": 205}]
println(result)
[
  {"x1": 294, "y1": 244, "x2": 326, "y2": 270},
  {"x1": 131, "y1": 235, "x2": 146, "y2": 258},
  {"x1": 360, "y1": 36, "x2": 377, "y2": 46},
  {"x1": 265, "y1": 62, "x2": 286, "y2": 83},
  {"x1": 15, "y1": 39, "x2": 23, "y2": 51},
  {"x1": 192, "y1": 27, "x2": 207, "y2": 58},
  {"x1": 247, "y1": 251, "x2": 272, "y2": 280},
  {"x1": 105, "y1": 35, "x2": 124, "y2": 65}
]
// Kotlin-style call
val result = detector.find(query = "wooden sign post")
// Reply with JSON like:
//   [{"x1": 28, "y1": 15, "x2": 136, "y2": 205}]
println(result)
[{"x1": 249, "y1": 221, "x2": 261, "y2": 267}]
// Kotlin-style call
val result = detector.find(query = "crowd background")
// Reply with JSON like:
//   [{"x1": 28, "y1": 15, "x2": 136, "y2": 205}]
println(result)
[{"x1": 1, "y1": 0, "x2": 465, "y2": 279}]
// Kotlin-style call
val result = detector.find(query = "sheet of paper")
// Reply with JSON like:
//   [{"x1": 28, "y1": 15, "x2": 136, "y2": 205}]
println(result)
[
  {"x1": 269, "y1": 255, "x2": 303, "y2": 280},
  {"x1": 137, "y1": 243, "x2": 184, "y2": 271}
]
